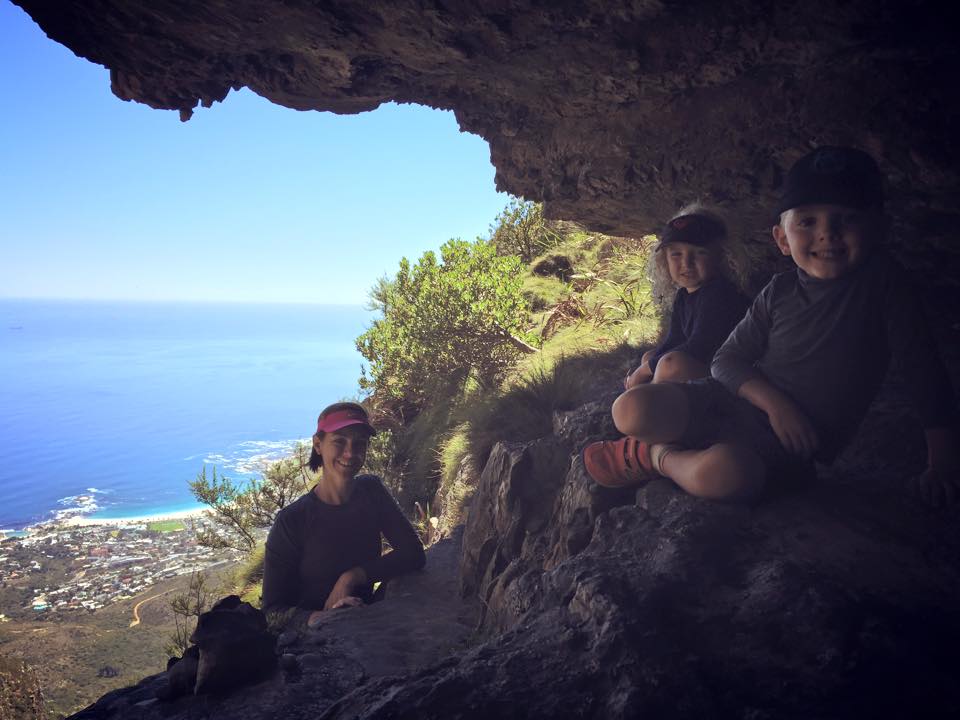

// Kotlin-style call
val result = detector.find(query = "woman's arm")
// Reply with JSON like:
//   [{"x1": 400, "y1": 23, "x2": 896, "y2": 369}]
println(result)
[
  {"x1": 362, "y1": 479, "x2": 426, "y2": 583},
  {"x1": 261, "y1": 512, "x2": 305, "y2": 619}
]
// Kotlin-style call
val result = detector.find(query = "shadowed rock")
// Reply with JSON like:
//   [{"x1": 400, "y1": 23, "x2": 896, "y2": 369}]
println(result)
[{"x1": 324, "y1": 406, "x2": 960, "y2": 719}]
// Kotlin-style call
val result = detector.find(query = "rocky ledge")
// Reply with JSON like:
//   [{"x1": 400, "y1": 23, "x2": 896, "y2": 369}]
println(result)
[
  {"x1": 66, "y1": 379, "x2": 960, "y2": 719},
  {"x1": 328, "y1": 396, "x2": 960, "y2": 719}
]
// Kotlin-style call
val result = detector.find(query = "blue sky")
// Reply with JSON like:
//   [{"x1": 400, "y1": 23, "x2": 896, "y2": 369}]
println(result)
[{"x1": 0, "y1": 1, "x2": 509, "y2": 304}]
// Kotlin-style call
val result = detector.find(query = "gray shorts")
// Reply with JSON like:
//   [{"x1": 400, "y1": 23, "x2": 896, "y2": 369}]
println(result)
[{"x1": 674, "y1": 378, "x2": 795, "y2": 473}]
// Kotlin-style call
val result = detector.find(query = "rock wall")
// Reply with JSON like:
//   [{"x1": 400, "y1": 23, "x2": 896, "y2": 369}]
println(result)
[
  {"x1": 13, "y1": 0, "x2": 960, "y2": 287},
  {"x1": 328, "y1": 398, "x2": 960, "y2": 719}
]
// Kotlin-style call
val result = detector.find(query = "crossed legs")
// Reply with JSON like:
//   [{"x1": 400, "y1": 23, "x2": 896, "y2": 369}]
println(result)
[{"x1": 611, "y1": 384, "x2": 765, "y2": 500}]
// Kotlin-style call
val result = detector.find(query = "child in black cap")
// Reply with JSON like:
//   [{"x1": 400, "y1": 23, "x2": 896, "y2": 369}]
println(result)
[
  {"x1": 583, "y1": 146, "x2": 959, "y2": 505},
  {"x1": 623, "y1": 204, "x2": 749, "y2": 389}
]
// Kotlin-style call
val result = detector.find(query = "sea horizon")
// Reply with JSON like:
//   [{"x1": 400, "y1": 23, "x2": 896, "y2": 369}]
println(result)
[{"x1": 0, "y1": 298, "x2": 371, "y2": 530}]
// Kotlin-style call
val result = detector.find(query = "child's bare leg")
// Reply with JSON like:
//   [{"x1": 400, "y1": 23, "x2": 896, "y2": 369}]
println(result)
[
  {"x1": 612, "y1": 383, "x2": 690, "y2": 443},
  {"x1": 658, "y1": 443, "x2": 765, "y2": 500},
  {"x1": 651, "y1": 350, "x2": 709, "y2": 384}
]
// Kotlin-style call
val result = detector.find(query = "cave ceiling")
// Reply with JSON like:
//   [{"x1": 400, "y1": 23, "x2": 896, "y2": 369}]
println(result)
[{"x1": 14, "y1": 0, "x2": 960, "y2": 282}]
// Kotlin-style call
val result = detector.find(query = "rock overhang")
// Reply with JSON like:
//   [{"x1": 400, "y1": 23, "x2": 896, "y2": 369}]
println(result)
[{"x1": 13, "y1": 0, "x2": 960, "y2": 287}]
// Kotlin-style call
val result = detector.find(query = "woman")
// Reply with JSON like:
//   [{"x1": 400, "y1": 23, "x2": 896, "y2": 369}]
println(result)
[{"x1": 261, "y1": 402, "x2": 425, "y2": 626}]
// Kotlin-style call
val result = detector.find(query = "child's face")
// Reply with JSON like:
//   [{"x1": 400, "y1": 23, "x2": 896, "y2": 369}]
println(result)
[
  {"x1": 773, "y1": 205, "x2": 882, "y2": 280},
  {"x1": 664, "y1": 241, "x2": 718, "y2": 292}
]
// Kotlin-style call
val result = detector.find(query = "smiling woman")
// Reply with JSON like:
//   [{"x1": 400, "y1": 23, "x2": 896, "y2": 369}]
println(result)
[{"x1": 260, "y1": 402, "x2": 425, "y2": 626}]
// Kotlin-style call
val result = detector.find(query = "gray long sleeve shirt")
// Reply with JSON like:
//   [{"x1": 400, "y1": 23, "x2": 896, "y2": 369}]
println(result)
[{"x1": 711, "y1": 250, "x2": 956, "y2": 463}]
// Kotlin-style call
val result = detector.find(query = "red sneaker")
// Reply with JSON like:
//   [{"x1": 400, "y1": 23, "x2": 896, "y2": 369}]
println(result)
[{"x1": 581, "y1": 436, "x2": 654, "y2": 488}]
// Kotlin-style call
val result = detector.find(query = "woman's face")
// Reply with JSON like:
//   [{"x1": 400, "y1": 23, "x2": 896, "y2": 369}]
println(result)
[
  {"x1": 314, "y1": 425, "x2": 371, "y2": 481},
  {"x1": 664, "y1": 241, "x2": 718, "y2": 292}
]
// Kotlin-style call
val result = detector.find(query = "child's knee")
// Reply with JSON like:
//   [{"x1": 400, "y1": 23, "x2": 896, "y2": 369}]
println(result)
[
  {"x1": 653, "y1": 351, "x2": 708, "y2": 383},
  {"x1": 687, "y1": 444, "x2": 764, "y2": 500},
  {"x1": 612, "y1": 383, "x2": 689, "y2": 441}
]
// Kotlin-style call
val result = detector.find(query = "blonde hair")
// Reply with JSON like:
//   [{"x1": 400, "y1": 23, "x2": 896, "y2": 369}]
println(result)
[{"x1": 649, "y1": 202, "x2": 749, "y2": 312}]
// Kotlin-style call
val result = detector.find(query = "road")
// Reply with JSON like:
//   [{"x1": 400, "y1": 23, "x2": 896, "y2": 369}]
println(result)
[{"x1": 129, "y1": 588, "x2": 177, "y2": 627}]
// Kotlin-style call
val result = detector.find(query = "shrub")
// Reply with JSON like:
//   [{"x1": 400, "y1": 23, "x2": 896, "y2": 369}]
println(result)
[
  {"x1": 357, "y1": 237, "x2": 538, "y2": 414},
  {"x1": 490, "y1": 198, "x2": 562, "y2": 263},
  {"x1": 189, "y1": 443, "x2": 312, "y2": 553},
  {"x1": 165, "y1": 571, "x2": 213, "y2": 658}
]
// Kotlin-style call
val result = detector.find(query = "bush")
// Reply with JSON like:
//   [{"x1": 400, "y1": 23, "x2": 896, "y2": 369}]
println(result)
[
  {"x1": 357, "y1": 237, "x2": 538, "y2": 414},
  {"x1": 189, "y1": 443, "x2": 312, "y2": 553},
  {"x1": 165, "y1": 571, "x2": 213, "y2": 658},
  {"x1": 490, "y1": 198, "x2": 562, "y2": 263}
]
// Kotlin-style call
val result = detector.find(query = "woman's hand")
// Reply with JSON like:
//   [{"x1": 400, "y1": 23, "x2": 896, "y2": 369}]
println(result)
[{"x1": 323, "y1": 566, "x2": 368, "y2": 611}]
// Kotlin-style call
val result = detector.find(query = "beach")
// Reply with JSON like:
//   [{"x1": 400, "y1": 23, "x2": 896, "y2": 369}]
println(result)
[{"x1": 60, "y1": 507, "x2": 208, "y2": 528}]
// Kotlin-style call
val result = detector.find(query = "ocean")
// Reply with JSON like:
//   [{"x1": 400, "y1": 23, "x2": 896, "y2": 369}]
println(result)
[{"x1": 0, "y1": 299, "x2": 370, "y2": 530}]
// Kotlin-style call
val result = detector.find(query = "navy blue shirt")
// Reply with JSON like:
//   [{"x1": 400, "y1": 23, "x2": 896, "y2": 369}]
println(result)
[{"x1": 648, "y1": 276, "x2": 750, "y2": 373}]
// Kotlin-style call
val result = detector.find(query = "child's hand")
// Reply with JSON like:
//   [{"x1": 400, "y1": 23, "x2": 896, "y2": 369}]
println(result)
[
  {"x1": 908, "y1": 468, "x2": 959, "y2": 507},
  {"x1": 739, "y1": 379, "x2": 819, "y2": 459},
  {"x1": 624, "y1": 364, "x2": 653, "y2": 389},
  {"x1": 765, "y1": 396, "x2": 819, "y2": 459}
]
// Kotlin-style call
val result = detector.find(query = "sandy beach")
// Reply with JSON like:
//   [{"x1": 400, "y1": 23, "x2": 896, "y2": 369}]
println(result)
[{"x1": 61, "y1": 507, "x2": 208, "y2": 528}]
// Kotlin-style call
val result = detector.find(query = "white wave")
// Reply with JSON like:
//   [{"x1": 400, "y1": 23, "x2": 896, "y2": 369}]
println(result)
[{"x1": 198, "y1": 437, "x2": 310, "y2": 477}]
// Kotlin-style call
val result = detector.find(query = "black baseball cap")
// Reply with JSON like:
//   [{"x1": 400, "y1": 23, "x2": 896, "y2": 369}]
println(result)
[
  {"x1": 777, "y1": 146, "x2": 884, "y2": 216},
  {"x1": 655, "y1": 213, "x2": 726, "y2": 250}
]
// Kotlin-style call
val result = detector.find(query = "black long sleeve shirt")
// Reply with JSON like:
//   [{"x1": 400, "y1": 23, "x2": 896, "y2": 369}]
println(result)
[
  {"x1": 712, "y1": 250, "x2": 957, "y2": 463},
  {"x1": 261, "y1": 475, "x2": 425, "y2": 616},
  {"x1": 647, "y1": 277, "x2": 750, "y2": 373}
]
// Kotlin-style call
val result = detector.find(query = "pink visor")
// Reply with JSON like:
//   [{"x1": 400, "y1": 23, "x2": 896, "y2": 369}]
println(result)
[{"x1": 317, "y1": 408, "x2": 376, "y2": 435}]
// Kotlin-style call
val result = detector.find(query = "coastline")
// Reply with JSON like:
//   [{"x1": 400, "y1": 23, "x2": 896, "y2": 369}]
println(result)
[{"x1": 60, "y1": 506, "x2": 208, "y2": 528}]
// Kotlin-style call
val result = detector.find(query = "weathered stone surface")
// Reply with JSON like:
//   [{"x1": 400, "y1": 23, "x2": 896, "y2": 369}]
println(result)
[
  {"x1": 325, "y1": 442, "x2": 960, "y2": 719},
  {"x1": 13, "y1": 0, "x2": 960, "y2": 288}
]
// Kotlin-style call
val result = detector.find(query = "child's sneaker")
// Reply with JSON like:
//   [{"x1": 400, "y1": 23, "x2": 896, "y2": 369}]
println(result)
[{"x1": 581, "y1": 436, "x2": 655, "y2": 487}]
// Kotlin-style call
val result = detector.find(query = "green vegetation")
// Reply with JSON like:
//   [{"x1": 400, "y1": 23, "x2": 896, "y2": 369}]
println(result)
[
  {"x1": 147, "y1": 520, "x2": 185, "y2": 533},
  {"x1": 165, "y1": 571, "x2": 213, "y2": 658},
  {"x1": 489, "y1": 198, "x2": 562, "y2": 262},
  {"x1": 357, "y1": 237, "x2": 538, "y2": 415},
  {"x1": 179, "y1": 198, "x2": 663, "y2": 604},
  {"x1": 188, "y1": 443, "x2": 312, "y2": 554},
  {"x1": 359, "y1": 199, "x2": 662, "y2": 532}
]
